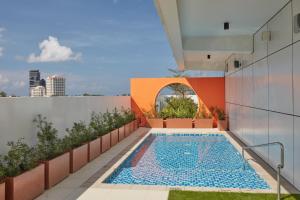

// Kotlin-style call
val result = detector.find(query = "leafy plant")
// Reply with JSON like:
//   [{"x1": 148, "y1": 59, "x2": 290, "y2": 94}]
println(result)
[
  {"x1": 0, "y1": 156, "x2": 5, "y2": 181},
  {"x1": 111, "y1": 108, "x2": 125, "y2": 128},
  {"x1": 210, "y1": 107, "x2": 225, "y2": 120},
  {"x1": 2, "y1": 139, "x2": 39, "y2": 177},
  {"x1": 65, "y1": 122, "x2": 92, "y2": 148},
  {"x1": 121, "y1": 108, "x2": 135, "y2": 124},
  {"x1": 34, "y1": 115, "x2": 64, "y2": 160},
  {"x1": 158, "y1": 96, "x2": 197, "y2": 119},
  {"x1": 197, "y1": 104, "x2": 212, "y2": 119},
  {"x1": 89, "y1": 112, "x2": 107, "y2": 136}
]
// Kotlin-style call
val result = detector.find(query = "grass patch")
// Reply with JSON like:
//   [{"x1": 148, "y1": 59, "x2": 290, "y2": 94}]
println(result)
[{"x1": 168, "y1": 191, "x2": 300, "y2": 200}]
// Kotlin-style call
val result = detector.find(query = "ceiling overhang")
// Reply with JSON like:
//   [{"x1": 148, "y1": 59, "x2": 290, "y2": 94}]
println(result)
[{"x1": 155, "y1": 0, "x2": 289, "y2": 71}]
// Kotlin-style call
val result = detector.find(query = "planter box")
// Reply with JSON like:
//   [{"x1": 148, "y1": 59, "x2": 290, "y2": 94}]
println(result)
[
  {"x1": 110, "y1": 129, "x2": 119, "y2": 146},
  {"x1": 45, "y1": 152, "x2": 70, "y2": 189},
  {"x1": 124, "y1": 123, "x2": 131, "y2": 137},
  {"x1": 88, "y1": 138, "x2": 101, "y2": 162},
  {"x1": 218, "y1": 120, "x2": 228, "y2": 131},
  {"x1": 6, "y1": 164, "x2": 45, "y2": 200},
  {"x1": 0, "y1": 181, "x2": 5, "y2": 200},
  {"x1": 70, "y1": 144, "x2": 88, "y2": 173},
  {"x1": 118, "y1": 126, "x2": 125, "y2": 141},
  {"x1": 147, "y1": 118, "x2": 164, "y2": 128},
  {"x1": 101, "y1": 133, "x2": 111, "y2": 153},
  {"x1": 134, "y1": 119, "x2": 139, "y2": 130},
  {"x1": 166, "y1": 118, "x2": 193, "y2": 128},
  {"x1": 194, "y1": 119, "x2": 213, "y2": 128}
]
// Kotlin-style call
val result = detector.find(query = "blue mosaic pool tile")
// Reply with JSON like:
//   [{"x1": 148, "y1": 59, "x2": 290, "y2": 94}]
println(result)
[{"x1": 104, "y1": 134, "x2": 270, "y2": 189}]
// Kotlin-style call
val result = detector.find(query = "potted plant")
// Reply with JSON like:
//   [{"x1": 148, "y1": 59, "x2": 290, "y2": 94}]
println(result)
[
  {"x1": 144, "y1": 107, "x2": 164, "y2": 128},
  {"x1": 0, "y1": 156, "x2": 6, "y2": 200},
  {"x1": 123, "y1": 109, "x2": 135, "y2": 137},
  {"x1": 194, "y1": 105, "x2": 213, "y2": 128},
  {"x1": 212, "y1": 107, "x2": 227, "y2": 131},
  {"x1": 160, "y1": 97, "x2": 197, "y2": 128},
  {"x1": 3, "y1": 139, "x2": 45, "y2": 200},
  {"x1": 110, "y1": 108, "x2": 121, "y2": 146},
  {"x1": 33, "y1": 115, "x2": 70, "y2": 189},
  {"x1": 65, "y1": 122, "x2": 90, "y2": 173}
]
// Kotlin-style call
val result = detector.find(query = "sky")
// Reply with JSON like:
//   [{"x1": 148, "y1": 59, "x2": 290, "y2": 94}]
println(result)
[{"x1": 0, "y1": 0, "x2": 222, "y2": 96}]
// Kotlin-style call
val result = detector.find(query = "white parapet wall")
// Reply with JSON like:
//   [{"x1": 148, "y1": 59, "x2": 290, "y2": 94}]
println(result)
[{"x1": 0, "y1": 96, "x2": 131, "y2": 153}]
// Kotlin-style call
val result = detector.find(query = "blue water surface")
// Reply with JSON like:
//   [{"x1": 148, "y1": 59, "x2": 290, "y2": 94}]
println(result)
[{"x1": 104, "y1": 134, "x2": 270, "y2": 189}]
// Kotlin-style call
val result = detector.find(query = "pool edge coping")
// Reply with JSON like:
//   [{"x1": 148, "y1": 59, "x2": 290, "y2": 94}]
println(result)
[{"x1": 90, "y1": 128, "x2": 289, "y2": 194}]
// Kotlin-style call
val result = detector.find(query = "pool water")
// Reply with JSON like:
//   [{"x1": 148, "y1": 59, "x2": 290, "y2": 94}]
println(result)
[{"x1": 104, "y1": 134, "x2": 270, "y2": 189}]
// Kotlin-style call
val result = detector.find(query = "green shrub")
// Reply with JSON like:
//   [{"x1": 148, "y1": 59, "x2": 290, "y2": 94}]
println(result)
[
  {"x1": 210, "y1": 107, "x2": 225, "y2": 120},
  {"x1": 89, "y1": 112, "x2": 107, "y2": 137},
  {"x1": 121, "y1": 108, "x2": 135, "y2": 124},
  {"x1": 0, "y1": 156, "x2": 5, "y2": 181},
  {"x1": 197, "y1": 104, "x2": 212, "y2": 119},
  {"x1": 112, "y1": 108, "x2": 125, "y2": 128},
  {"x1": 65, "y1": 122, "x2": 92, "y2": 148},
  {"x1": 158, "y1": 97, "x2": 198, "y2": 119},
  {"x1": 34, "y1": 115, "x2": 65, "y2": 160},
  {"x1": 2, "y1": 139, "x2": 39, "y2": 177}
]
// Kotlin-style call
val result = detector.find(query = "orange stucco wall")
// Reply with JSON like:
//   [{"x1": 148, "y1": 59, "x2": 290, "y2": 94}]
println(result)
[{"x1": 130, "y1": 77, "x2": 225, "y2": 126}]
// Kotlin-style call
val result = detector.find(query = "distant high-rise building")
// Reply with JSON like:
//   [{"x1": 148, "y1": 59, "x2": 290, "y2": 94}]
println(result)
[
  {"x1": 29, "y1": 70, "x2": 41, "y2": 95},
  {"x1": 46, "y1": 75, "x2": 65, "y2": 96},
  {"x1": 30, "y1": 86, "x2": 46, "y2": 97},
  {"x1": 39, "y1": 79, "x2": 46, "y2": 88}
]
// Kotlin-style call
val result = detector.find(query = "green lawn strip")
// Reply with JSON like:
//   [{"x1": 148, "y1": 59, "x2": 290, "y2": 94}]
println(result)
[{"x1": 168, "y1": 190, "x2": 300, "y2": 200}]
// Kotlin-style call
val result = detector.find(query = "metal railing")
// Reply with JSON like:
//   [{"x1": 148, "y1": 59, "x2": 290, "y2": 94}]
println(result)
[{"x1": 242, "y1": 142, "x2": 284, "y2": 200}]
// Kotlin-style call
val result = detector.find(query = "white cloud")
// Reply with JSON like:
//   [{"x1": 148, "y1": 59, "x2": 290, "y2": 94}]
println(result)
[
  {"x1": 27, "y1": 36, "x2": 81, "y2": 63},
  {"x1": 0, "y1": 71, "x2": 28, "y2": 95}
]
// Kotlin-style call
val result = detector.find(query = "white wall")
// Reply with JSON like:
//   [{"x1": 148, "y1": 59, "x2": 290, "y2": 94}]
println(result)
[
  {"x1": 225, "y1": 0, "x2": 300, "y2": 189},
  {"x1": 0, "y1": 96, "x2": 130, "y2": 153}
]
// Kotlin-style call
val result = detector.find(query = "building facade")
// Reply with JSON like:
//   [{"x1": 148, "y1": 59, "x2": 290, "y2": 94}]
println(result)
[
  {"x1": 46, "y1": 75, "x2": 66, "y2": 96},
  {"x1": 29, "y1": 70, "x2": 41, "y2": 95},
  {"x1": 30, "y1": 86, "x2": 46, "y2": 97}
]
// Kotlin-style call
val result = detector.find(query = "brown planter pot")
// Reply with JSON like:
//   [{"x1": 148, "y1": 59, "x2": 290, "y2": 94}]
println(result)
[
  {"x1": 6, "y1": 164, "x2": 45, "y2": 200},
  {"x1": 166, "y1": 118, "x2": 193, "y2": 128},
  {"x1": 124, "y1": 123, "x2": 131, "y2": 137},
  {"x1": 118, "y1": 126, "x2": 125, "y2": 141},
  {"x1": 147, "y1": 118, "x2": 164, "y2": 128},
  {"x1": 110, "y1": 129, "x2": 119, "y2": 146},
  {"x1": 88, "y1": 138, "x2": 101, "y2": 162},
  {"x1": 70, "y1": 144, "x2": 88, "y2": 173},
  {"x1": 134, "y1": 119, "x2": 139, "y2": 130},
  {"x1": 218, "y1": 120, "x2": 228, "y2": 131},
  {"x1": 0, "y1": 181, "x2": 5, "y2": 200},
  {"x1": 101, "y1": 133, "x2": 111, "y2": 153},
  {"x1": 45, "y1": 152, "x2": 70, "y2": 189},
  {"x1": 194, "y1": 119, "x2": 214, "y2": 128}
]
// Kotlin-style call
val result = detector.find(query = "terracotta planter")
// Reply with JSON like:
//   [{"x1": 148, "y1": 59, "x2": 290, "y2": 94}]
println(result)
[
  {"x1": 6, "y1": 164, "x2": 45, "y2": 200},
  {"x1": 134, "y1": 119, "x2": 139, "y2": 130},
  {"x1": 88, "y1": 138, "x2": 101, "y2": 162},
  {"x1": 124, "y1": 123, "x2": 131, "y2": 137},
  {"x1": 218, "y1": 120, "x2": 228, "y2": 131},
  {"x1": 0, "y1": 181, "x2": 5, "y2": 200},
  {"x1": 147, "y1": 118, "x2": 164, "y2": 128},
  {"x1": 118, "y1": 126, "x2": 125, "y2": 141},
  {"x1": 194, "y1": 119, "x2": 213, "y2": 128},
  {"x1": 70, "y1": 144, "x2": 88, "y2": 173},
  {"x1": 44, "y1": 152, "x2": 70, "y2": 189},
  {"x1": 101, "y1": 133, "x2": 111, "y2": 153},
  {"x1": 110, "y1": 129, "x2": 119, "y2": 146},
  {"x1": 166, "y1": 118, "x2": 193, "y2": 128}
]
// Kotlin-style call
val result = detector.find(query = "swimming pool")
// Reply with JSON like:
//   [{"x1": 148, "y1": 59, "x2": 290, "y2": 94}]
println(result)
[{"x1": 104, "y1": 133, "x2": 270, "y2": 189}]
